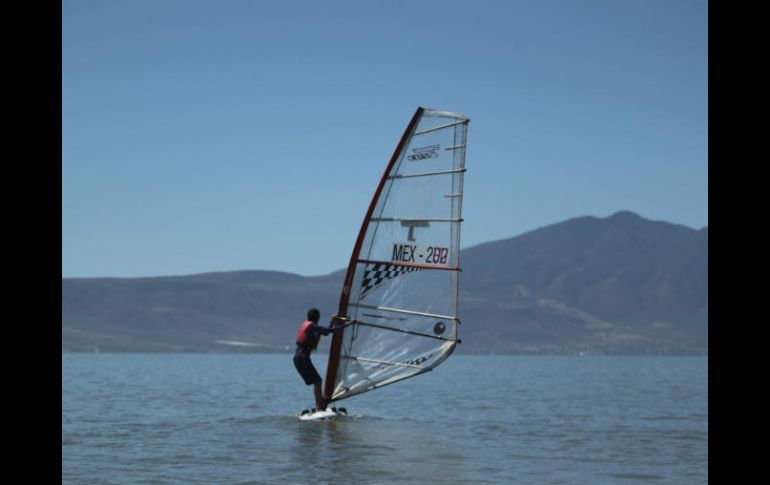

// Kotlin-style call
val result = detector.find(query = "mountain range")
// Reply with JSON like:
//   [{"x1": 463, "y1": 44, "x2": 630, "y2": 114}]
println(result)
[{"x1": 62, "y1": 211, "x2": 708, "y2": 355}]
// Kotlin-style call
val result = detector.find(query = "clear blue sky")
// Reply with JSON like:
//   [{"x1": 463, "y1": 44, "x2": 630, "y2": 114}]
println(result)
[{"x1": 62, "y1": 0, "x2": 708, "y2": 278}]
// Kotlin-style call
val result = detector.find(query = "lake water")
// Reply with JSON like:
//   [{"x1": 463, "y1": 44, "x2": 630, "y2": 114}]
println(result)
[{"x1": 62, "y1": 354, "x2": 707, "y2": 484}]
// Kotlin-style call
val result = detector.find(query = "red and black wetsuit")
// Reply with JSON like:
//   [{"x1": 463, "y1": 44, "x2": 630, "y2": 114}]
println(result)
[{"x1": 293, "y1": 321, "x2": 344, "y2": 386}]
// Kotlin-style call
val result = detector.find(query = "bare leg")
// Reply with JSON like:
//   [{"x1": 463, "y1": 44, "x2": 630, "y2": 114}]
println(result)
[{"x1": 313, "y1": 383, "x2": 325, "y2": 411}]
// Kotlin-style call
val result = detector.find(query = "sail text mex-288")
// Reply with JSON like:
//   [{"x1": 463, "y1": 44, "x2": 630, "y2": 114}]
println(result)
[{"x1": 323, "y1": 107, "x2": 470, "y2": 405}]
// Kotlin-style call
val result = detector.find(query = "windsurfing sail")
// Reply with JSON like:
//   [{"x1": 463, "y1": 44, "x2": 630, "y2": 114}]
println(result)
[{"x1": 323, "y1": 107, "x2": 470, "y2": 403}]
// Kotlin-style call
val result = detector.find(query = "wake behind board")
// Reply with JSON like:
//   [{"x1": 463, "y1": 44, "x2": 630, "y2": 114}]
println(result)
[{"x1": 299, "y1": 407, "x2": 348, "y2": 421}]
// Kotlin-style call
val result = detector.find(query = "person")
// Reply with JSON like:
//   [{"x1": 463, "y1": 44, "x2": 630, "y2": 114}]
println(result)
[{"x1": 293, "y1": 308, "x2": 353, "y2": 412}]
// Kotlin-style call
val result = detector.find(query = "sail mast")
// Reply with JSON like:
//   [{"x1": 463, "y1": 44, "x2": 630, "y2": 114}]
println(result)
[{"x1": 323, "y1": 107, "x2": 425, "y2": 402}]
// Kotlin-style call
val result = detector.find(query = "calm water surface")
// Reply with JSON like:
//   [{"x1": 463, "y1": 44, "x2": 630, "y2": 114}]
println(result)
[{"x1": 62, "y1": 354, "x2": 707, "y2": 484}]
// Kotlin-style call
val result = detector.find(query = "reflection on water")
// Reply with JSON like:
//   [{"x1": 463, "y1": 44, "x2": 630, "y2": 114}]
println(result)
[{"x1": 287, "y1": 417, "x2": 465, "y2": 483}]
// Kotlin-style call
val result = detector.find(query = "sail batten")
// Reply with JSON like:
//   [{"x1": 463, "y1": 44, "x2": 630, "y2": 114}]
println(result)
[
  {"x1": 356, "y1": 259, "x2": 460, "y2": 272},
  {"x1": 413, "y1": 119, "x2": 467, "y2": 135},
  {"x1": 349, "y1": 302, "x2": 458, "y2": 320},
  {"x1": 323, "y1": 107, "x2": 469, "y2": 403},
  {"x1": 355, "y1": 321, "x2": 458, "y2": 341},
  {"x1": 370, "y1": 217, "x2": 463, "y2": 222},
  {"x1": 388, "y1": 167, "x2": 466, "y2": 179},
  {"x1": 341, "y1": 355, "x2": 428, "y2": 369}
]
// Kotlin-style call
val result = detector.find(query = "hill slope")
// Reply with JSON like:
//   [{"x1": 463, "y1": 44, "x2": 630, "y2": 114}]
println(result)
[
  {"x1": 458, "y1": 211, "x2": 707, "y2": 354},
  {"x1": 62, "y1": 211, "x2": 707, "y2": 354}
]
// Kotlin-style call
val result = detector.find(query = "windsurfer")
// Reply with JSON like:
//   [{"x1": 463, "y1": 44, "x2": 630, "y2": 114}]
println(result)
[{"x1": 293, "y1": 308, "x2": 353, "y2": 412}]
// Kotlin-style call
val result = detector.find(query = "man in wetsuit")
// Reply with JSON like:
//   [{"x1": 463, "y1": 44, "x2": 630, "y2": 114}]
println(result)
[{"x1": 293, "y1": 308, "x2": 352, "y2": 412}]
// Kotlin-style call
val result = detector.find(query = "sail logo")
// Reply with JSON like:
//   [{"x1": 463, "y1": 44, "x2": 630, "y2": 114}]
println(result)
[
  {"x1": 402, "y1": 352, "x2": 434, "y2": 367},
  {"x1": 401, "y1": 220, "x2": 430, "y2": 242},
  {"x1": 392, "y1": 243, "x2": 449, "y2": 265},
  {"x1": 392, "y1": 244, "x2": 418, "y2": 262},
  {"x1": 407, "y1": 144, "x2": 440, "y2": 161}
]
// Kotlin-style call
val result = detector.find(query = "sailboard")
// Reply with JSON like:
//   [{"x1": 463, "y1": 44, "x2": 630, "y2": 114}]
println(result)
[
  {"x1": 298, "y1": 406, "x2": 348, "y2": 421},
  {"x1": 321, "y1": 107, "x2": 470, "y2": 407}
]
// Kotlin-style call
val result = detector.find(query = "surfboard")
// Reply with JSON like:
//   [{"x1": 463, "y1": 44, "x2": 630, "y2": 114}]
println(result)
[{"x1": 299, "y1": 407, "x2": 348, "y2": 421}]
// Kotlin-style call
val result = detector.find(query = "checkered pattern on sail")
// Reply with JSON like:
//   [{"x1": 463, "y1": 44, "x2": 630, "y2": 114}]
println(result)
[{"x1": 360, "y1": 263, "x2": 424, "y2": 300}]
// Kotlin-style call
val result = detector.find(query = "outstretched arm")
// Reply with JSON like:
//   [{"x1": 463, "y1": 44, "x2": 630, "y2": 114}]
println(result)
[{"x1": 314, "y1": 317, "x2": 357, "y2": 336}]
